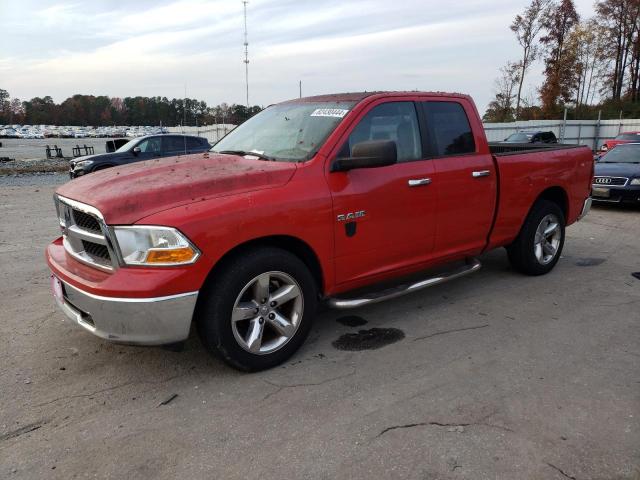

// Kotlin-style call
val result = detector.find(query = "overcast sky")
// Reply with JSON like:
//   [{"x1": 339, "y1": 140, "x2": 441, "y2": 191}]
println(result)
[{"x1": 1, "y1": 0, "x2": 596, "y2": 114}]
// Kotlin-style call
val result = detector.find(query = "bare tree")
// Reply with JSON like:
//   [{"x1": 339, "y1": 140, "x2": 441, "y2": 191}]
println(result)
[
  {"x1": 567, "y1": 19, "x2": 606, "y2": 113},
  {"x1": 483, "y1": 62, "x2": 521, "y2": 122},
  {"x1": 511, "y1": 0, "x2": 551, "y2": 118},
  {"x1": 595, "y1": 0, "x2": 640, "y2": 100}
]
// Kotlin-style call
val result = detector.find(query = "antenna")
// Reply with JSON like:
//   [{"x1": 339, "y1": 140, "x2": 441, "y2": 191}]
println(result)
[{"x1": 243, "y1": 1, "x2": 249, "y2": 110}]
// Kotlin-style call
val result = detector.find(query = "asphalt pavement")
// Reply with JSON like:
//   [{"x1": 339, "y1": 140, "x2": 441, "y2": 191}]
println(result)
[{"x1": 1, "y1": 177, "x2": 638, "y2": 479}]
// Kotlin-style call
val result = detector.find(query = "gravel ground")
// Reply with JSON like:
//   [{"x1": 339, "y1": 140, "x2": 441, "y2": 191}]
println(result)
[
  {"x1": 0, "y1": 172, "x2": 69, "y2": 187},
  {"x1": 0, "y1": 179, "x2": 639, "y2": 479}
]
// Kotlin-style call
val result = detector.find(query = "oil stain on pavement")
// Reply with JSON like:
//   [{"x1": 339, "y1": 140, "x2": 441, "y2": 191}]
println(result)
[
  {"x1": 336, "y1": 315, "x2": 368, "y2": 327},
  {"x1": 332, "y1": 328, "x2": 405, "y2": 351}
]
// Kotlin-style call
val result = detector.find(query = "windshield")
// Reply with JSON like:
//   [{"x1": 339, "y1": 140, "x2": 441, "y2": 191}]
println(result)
[
  {"x1": 212, "y1": 101, "x2": 356, "y2": 162},
  {"x1": 600, "y1": 144, "x2": 640, "y2": 163},
  {"x1": 615, "y1": 133, "x2": 640, "y2": 141},
  {"x1": 505, "y1": 132, "x2": 533, "y2": 143},
  {"x1": 115, "y1": 138, "x2": 139, "y2": 152}
]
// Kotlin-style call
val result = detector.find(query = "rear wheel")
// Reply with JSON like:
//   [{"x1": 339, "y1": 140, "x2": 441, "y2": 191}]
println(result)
[
  {"x1": 507, "y1": 200, "x2": 565, "y2": 276},
  {"x1": 197, "y1": 247, "x2": 317, "y2": 371}
]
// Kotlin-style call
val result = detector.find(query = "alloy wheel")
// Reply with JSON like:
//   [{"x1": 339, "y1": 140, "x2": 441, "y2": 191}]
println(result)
[{"x1": 231, "y1": 271, "x2": 304, "y2": 355}]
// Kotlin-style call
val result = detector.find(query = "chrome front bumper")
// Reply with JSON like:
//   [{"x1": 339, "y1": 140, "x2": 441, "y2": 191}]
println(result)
[
  {"x1": 53, "y1": 278, "x2": 198, "y2": 345},
  {"x1": 578, "y1": 197, "x2": 592, "y2": 220}
]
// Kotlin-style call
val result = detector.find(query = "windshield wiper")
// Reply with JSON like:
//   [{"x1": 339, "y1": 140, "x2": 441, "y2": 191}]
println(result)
[{"x1": 215, "y1": 150, "x2": 277, "y2": 161}]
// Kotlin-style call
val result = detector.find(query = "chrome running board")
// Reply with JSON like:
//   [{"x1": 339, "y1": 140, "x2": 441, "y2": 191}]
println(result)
[{"x1": 327, "y1": 258, "x2": 482, "y2": 310}]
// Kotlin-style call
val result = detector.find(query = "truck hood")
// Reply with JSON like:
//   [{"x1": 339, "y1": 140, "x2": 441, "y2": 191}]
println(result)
[{"x1": 56, "y1": 153, "x2": 297, "y2": 224}]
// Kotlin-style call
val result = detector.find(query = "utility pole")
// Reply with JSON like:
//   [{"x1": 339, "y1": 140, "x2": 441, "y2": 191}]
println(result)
[{"x1": 243, "y1": 1, "x2": 249, "y2": 111}]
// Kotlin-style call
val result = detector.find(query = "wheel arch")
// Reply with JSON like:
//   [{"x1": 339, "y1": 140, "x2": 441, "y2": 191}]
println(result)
[
  {"x1": 202, "y1": 235, "x2": 325, "y2": 294},
  {"x1": 535, "y1": 186, "x2": 569, "y2": 220}
]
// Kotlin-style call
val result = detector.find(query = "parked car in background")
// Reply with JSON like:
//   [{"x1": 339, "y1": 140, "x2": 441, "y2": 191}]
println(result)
[
  {"x1": 69, "y1": 134, "x2": 212, "y2": 178},
  {"x1": 47, "y1": 91, "x2": 593, "y2": 371},
  {"x1": 592, "y1": 143, "x2": 640, "y2": 204},
  {"x1": 503, "y1": 131, "x2": 558, "y2": 144},
  {"x1": 599, "y1": 131, "x2": 640, "y2": 153}
]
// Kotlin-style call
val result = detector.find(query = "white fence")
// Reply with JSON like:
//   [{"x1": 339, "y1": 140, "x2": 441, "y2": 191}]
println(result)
[
  {"x1": 166, "y1": 124, "x2": 236, "y2": 144},
  {"x1": 483, "y1": 118, "x2": 640, "y2": 151}
]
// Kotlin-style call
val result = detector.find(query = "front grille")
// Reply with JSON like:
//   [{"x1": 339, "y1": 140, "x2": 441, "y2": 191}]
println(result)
[
  {"x1": 82, "y1": 240, "x2": 110, "y2": 261},
  {"x1": 593, "y1": 176, "x2": 628, "y2": 186},
  {"x1": 72, "y1": 209, "x2": 102, "y2": 233},
  {"x1": 56, "y1": 195, "x2": 117, "y2": 271}
]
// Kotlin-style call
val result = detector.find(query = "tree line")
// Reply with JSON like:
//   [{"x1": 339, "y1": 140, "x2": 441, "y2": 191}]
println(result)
[
  {"x1": 0, "y1": 90, "x2": 262, "y2": 126},
  {"x1": 485, "y1": 0, "x2": 640, "y2": 122}
]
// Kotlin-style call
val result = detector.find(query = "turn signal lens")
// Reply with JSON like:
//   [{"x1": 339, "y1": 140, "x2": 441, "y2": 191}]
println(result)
[{"x1": 145, "y1": 247, "x2": 197, "y2": 264}]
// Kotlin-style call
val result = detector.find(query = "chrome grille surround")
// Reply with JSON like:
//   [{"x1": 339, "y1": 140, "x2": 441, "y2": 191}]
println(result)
[
  {"x1": 55, "y1": 195, "x2": 121, "y2": 272},
  {"x1": 593, "y1": 176, "x2": 629, "y2": 187}
]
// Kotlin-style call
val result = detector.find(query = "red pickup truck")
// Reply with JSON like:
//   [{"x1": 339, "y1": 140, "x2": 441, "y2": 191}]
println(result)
[{"x1": 47, "y1": 92, "x2": 593, "y2": 371}]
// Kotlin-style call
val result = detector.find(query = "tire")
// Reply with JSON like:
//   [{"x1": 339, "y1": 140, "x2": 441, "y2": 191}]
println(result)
[
  {"x1": 507, "y1": 199, "x2": 565, "y2": 276},
  {"x1": 196, "y1": 247, "x2": 318, "y2": 371}
]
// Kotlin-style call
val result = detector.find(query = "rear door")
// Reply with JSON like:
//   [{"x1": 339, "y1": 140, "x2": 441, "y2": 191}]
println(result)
[
  {"x1": 419, "y1": 100, "x2": 497, "y2": 258},
  {"x1": 327, "y1": 99, "x2": 438, "y2": 285}
]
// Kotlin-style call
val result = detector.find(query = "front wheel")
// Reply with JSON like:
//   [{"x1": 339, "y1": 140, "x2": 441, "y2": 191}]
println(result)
[
  {"x1": 507, "y1": 200, "x2": 565, "y2": 276},
  {"x1": 196, "y1": 247, "x2": 317, "y2": 371}
]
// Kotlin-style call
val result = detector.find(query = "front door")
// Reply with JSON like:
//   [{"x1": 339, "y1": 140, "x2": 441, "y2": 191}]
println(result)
[{"x1": 326, "y1": 100, "x2": 438, "y2": 286}]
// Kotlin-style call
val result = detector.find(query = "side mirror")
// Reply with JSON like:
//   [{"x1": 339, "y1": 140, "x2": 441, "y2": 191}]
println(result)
[
  {"x1": 332, "y1": 140, "x2": 397, "y2": 172},
  {"x1": 132, "y1": 146, "x2": 141, "y2": 155}
]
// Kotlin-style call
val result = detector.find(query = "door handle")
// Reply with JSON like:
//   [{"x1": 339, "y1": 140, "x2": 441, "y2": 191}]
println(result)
[
  {"x1": 408, "y1": 178, "x2": 432, "y2": 187},
  {"x1": 472, "y1": 170, "x2": 491, "y2": 178}
]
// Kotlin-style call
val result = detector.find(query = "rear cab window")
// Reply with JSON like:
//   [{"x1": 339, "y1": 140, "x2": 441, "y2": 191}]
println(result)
[{"x1": 421, "y1": 101, "x2": 476, "y2": 157}]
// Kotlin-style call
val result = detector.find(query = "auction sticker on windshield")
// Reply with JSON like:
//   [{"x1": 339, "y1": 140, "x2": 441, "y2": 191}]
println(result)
[{"x1": 310, "y1": 108, "x2": 349, "y2": 118}]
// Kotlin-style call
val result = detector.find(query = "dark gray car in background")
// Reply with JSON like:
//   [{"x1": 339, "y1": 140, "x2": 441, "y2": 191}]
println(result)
[
  {"x1": 503, "y1": 131, "x2": 558, "y2": 144},
  {"x1": 69, "y1": 134, "x2": 212, "y2": 178}
]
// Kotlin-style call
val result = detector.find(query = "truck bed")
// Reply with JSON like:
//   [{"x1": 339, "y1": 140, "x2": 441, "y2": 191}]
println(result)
[{"x1": 486, "y1": 143, "x2": 594, "y2": 251}]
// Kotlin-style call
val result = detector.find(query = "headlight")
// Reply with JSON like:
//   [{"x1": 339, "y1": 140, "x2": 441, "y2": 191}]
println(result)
[
  {"x1": 113, "y1": 226, "x2": 200, "y2": 266},
  {"x1": 631, "y1": 178, "x2": 640, "y2": 185},
  {"x1": 74, "y1": 160, "x2": 94, "y2": 168}
]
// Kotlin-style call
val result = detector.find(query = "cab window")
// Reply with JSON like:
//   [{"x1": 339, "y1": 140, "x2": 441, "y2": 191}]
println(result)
[
  {"x1": 338, "y1": 102, "x2": 422, "y2": 162},
  {"x1": 422, "y1": 102, "x2": 475, "y2": 156}
]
